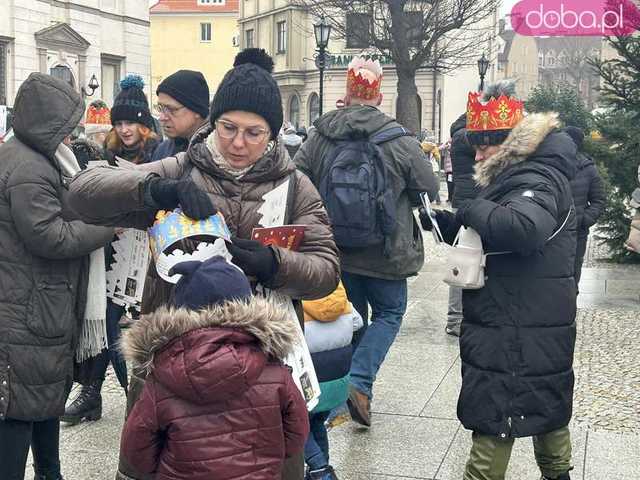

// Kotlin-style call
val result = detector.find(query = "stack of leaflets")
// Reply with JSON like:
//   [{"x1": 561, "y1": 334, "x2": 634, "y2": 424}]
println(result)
[{"x1": 106, "y1": 229, "x2": 150, "y2": 309}]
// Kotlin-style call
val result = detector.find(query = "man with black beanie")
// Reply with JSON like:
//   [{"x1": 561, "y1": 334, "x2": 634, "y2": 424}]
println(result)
[{"x1": 152, "y1": 69, "x2": 210, "y2": 161}]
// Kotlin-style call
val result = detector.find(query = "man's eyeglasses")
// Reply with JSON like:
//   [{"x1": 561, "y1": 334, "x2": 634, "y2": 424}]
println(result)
[
  {"x1": 215, "y1": 119, "x2": 270, "y2": 145},
  {"x1": 154, "y1": 103, "x2": 186, "y2": 116}
]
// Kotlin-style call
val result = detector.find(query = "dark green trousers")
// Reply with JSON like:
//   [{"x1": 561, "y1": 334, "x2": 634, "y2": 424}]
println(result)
[{"x1": 464, "y1": 427, "x2": 572, "y2": 480}]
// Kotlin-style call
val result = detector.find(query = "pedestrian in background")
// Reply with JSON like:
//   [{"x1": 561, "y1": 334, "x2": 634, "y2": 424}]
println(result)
[
  {"x1": 302, "y1": 282, "x2": 362, "y2": 480},
  {"x1": 120, "y1": 257, "x2": 308, "y2": 480},
  {"x1": 282, "y1": 122, "x2": 303, "y2": 159},
  {"x1": 564, "y1": 126, "x2": 606, "y2": 285},
  {"x1": 443, "y1": 113, "x2": 481, "y2": 337},
  {"x1": 105, "y1": 75, "x2": 160, "y2": 164},
  {"x1": 152, "y1": 69, "x2": 210, "y2": 161},
  {"x1": 83, "y1": 99, "x2": 112, "y2": 146},
  {"x1": 295, "y1": 55, "x2": 439, "y2": 428},
  {"x1": 0, "y1": 73, "x2": 113, "y2": 480},
  {"x1": 63, "y1": 74, "x2": 161, "y2": 426}
]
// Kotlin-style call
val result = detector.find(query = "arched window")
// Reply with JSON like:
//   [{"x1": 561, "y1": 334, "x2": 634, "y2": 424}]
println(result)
[
  {"x1": 289, "y1": 95, "x2": 300, "y2": 129},
  {"x1": 50, "y1": 65, "x2": 75, "y2": 88},
  {"x1": 308, "y1": 93, "x2": 320, "y2": 124}
]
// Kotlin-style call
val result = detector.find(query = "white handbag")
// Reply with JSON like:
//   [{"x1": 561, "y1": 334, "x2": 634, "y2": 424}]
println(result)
[
  {"x1": 443, "y1": 227, "x2": 487, "y2": 289},
  {"x1": 443, "y1": 207, "x2": 574, "y2": 290}
]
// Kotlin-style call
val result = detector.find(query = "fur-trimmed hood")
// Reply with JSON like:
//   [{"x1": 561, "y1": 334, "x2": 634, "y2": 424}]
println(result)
[
  {"x1": 120, "y1": 297, "x2": 299, "y2": 404},
  {"x1": 474, "y1": 112, "x2": 577, "y2": 187}
]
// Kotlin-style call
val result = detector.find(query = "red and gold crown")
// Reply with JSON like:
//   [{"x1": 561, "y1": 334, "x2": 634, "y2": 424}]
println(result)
[
  {"x1": 466, "y1": 92, "x2": 524, "y2": 133},
  {"x1": 85, "y1": 100, "x2": 111, "y2": 126},
  {"x1": 346, "y1": 56, "x2": 382, "y2": 100}
]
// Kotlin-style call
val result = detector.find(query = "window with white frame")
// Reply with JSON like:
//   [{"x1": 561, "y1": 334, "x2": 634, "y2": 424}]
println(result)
[
  {"x1": 201, "y1": 23, "x2": 212, "y2": 42},
  {"x1": 245, "y1": 29, "x2": 254, "y2": 49},
  {"x1": 277, "y1": 21, "x2": 286, "y2": 53}
]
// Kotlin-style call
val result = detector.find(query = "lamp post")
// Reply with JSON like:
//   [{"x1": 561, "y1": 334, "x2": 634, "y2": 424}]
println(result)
[
  {"x1": 477, "y1": 53, "x2": 490, "y2": 92},
  {"x1": 314, "y1": 16, "x2": 332, "y2": 116},
  {"x1": 81, "y1": 74, "x2": 100, "y2": 100}
]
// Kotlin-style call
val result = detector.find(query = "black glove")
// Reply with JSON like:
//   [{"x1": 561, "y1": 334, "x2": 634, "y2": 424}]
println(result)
[
  {"x1": 227, "y1": 237, "x2": 279, "y2": 284},
  {"x1": 418, "y1": 207, "x2": 434, "y2": 231},
  {"x1": 147, "y1": 177, "x2": 217, "y2": 220},
  {"x1": 419, "y1": 208, "x2": 461, "y2": 244}
]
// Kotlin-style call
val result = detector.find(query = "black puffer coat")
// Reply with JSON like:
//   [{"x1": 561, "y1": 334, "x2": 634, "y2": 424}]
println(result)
[
  {"x1": 450, "y1": 114, "x2": 480, "y2": 209},
  {"x1": 456, "y1": 113, "x2": 578, "y2": 438},
  {"x1": 0, "y1": 73, "x2": 113, "y2": 421},
  {"x1": 570, "y1": 152, "x2": 605, "y2": 239}
]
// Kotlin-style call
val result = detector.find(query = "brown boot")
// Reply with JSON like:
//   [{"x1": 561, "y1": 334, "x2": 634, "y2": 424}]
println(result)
[{"x1": 347, "y1": 385, "x2": 371, "y2": 427}]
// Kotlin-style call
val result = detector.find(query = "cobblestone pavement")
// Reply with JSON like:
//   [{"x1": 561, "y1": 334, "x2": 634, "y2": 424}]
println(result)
[{"x1": 573, "y1": 308, "x2": 640, "y2": 434}]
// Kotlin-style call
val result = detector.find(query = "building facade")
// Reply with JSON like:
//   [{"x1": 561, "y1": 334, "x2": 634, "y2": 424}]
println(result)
[
  {"x1": 238, "y1": 1, "x2": 497, "y2": 141},
  {"x1": 149, "y1": 0, "x2": 239, "y2": 105},
  {"x1": 0, "y1": 0, "x2": 150, "y2": 108},
  {"x1": 536, "y1": 36, "x2": 602, "y2": 110},
  {"x1": 495, "y1": 21, "x2": 539, "y2": 99}
]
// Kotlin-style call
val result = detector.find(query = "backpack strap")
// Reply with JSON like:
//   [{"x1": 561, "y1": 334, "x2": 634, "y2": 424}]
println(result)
[{"x1": 370, "y1": 125, "x2": 411, "y2": 145}]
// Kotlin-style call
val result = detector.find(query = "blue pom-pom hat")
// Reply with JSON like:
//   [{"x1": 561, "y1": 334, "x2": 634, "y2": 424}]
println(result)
[{"x1": 110, "y1": 73, "x2": 153, "y2": 129}]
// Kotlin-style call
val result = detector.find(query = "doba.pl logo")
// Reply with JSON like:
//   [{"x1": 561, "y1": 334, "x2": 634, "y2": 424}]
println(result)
[{"x1": 511, "y1": 0, "x2": 640, "y2": 36}]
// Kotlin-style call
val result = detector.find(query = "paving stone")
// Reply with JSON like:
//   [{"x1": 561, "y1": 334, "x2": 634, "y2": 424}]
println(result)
[
  {"x1": 584, "y1": 429, "x2": 640, "y2": 480},
  {"x1": 329, "y1": 414, "x2": 458, "y2": 479}
]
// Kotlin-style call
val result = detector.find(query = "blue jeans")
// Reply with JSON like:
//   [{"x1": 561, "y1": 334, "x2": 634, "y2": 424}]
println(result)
[
  {"x1": 304, "y1": 411, "x2": 331, "y2": 470},
  {"x1": 341, "y1": 272, "x2": 408, "y2": 399}
]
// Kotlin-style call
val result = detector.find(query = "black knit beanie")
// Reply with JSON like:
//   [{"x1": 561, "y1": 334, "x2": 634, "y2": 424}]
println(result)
[
  {"x1": 210, "y1": 49, "x2": 283, "y2": 140},
  {"x1": 157, "y1": 70, "x2": 210, "y2": 119},
  {"x1": 466, "y1": 129, "x2": 511, "y2": 146},
  {"x1": 564, "y1": 126, "x2": 584, "y2": 150},
  {"x1": 111, "y1": 75, "x2": 153, "y2": 129}
]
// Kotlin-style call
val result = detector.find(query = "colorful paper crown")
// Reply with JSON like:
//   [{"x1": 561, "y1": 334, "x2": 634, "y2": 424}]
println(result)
[
  {"x1": 466, "y1": 92, "x2": 524, "y2": 133},
  {"x1": 148, "y1": 209, "x2": 231, "y2": 260},
  {"x1": 86, "y1": 100, "x2": 111, "y2": 126},
  {"x1": 346, "y1": 56, "x2": 382, "y2": 100}
]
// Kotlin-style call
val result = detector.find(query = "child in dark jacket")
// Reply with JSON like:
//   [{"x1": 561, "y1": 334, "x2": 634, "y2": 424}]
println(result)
[{"x1": 119, "y1": 256, "x2": 309, "y2": 480}]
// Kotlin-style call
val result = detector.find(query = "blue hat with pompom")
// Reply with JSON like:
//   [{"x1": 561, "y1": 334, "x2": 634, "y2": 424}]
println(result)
[{"x1": 111, "y1": 74, "x2": 153, "y2": 129}]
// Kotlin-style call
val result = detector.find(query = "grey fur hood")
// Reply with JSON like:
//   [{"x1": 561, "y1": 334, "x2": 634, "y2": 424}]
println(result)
[
  {"x1": 474, "y1": 112, "x2": 576, "y2": 187},
  {"x1": 121, "y1": 297, "x2": 298, "y2": 376}
]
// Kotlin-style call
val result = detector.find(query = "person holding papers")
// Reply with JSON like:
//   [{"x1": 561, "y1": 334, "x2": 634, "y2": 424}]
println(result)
[{"x1": 69, "y1": 48, "x2": 339, "y2": 480}]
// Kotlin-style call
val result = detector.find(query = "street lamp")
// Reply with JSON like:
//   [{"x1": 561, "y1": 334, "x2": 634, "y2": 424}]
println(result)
[
  {"x1": 81, "y1": 74, "x2": 100, "y2": 100},
  {"x1": 477, "y1": 53, "x2": 490, "y2": 92},
  {"x1": 313, "y1": 16, "x2": 332, "y2": 116}
]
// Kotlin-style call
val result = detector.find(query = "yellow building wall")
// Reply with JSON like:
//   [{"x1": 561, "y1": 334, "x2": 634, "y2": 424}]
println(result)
[{"x1": 150, "y1": 14, "x2": 239, "y2": 105}]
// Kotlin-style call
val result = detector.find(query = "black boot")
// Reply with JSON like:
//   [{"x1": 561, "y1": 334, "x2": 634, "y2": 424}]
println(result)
[
  {"x1": 34, "y1": 475, "x2": 64, "y2": 480},
  {"x1": 542, "y1": 474, "x2": 570, "y2": 480},
  {"x1": 61, "y1": 380, "x2": 102, "y2": 425}
]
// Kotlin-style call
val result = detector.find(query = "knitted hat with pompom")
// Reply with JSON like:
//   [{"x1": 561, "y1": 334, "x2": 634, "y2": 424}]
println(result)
[
  {"x1": 210, "y1": 49, "x2": 283, "y2": 140},
  {"x1": 111, "y1": 74, "x2": 153, "y2": 129}
]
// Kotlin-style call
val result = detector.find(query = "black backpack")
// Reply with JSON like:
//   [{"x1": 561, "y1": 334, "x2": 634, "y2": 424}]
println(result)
[{"x1": 319, "y1": 125, "x2": 410, "y2": 255}]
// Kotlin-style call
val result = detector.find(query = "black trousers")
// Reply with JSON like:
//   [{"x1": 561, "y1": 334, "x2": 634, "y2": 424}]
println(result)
[{"x1": 0, "y1": 417, "x2": 61, "y2": 479}]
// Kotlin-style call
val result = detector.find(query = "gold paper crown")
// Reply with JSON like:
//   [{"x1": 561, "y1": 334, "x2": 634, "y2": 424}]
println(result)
[
  {"x1": 466, "y1": 92, "x2": 524, "y2": 132},
  {"x1": 346, "y1": 56, "x2": 382, "y2": 100}
]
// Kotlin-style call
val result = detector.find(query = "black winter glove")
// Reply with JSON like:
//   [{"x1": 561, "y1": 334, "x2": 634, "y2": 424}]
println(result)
[
  {"x1": 147, "y1": 177, "x2": 217, "y2": 220},
  {"x1": 418, "y1": 207, "x2": 461, "y2": 244},
  {"x1": 227, "y1": 237, "x2": 279, "y2": 284}
]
